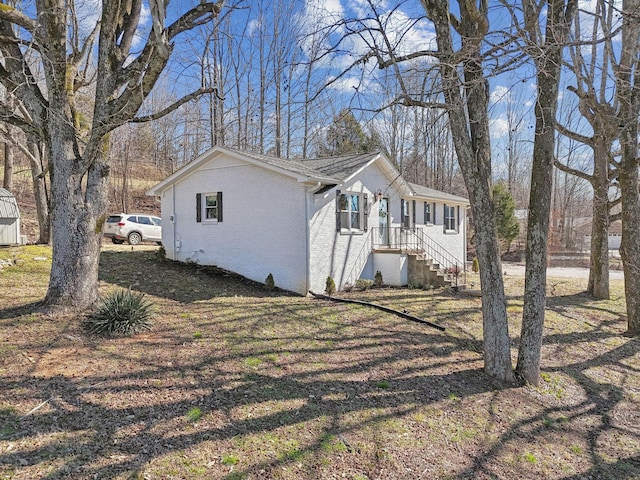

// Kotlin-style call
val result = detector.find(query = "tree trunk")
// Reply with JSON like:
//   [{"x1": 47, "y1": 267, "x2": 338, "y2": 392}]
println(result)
[
  {"x1": 44, "y1": 130, "x2": 109, "y2": 310},
  {"x1": 420, "y1": 0, "x2": 514, "y2": 382},
  {"x1": 28, "y1": 139, "x2": 50, "y2": 244},
  {"x1": 619, "y1": 163, "x2": 640, "y2": 335},
  {"x1": 587, "y1": 140, "x2": 610, "y2": 299},
  {"x1": 616, "y1": 0, "x2": 640, "y2": 336},
  {"x1": 3, "y1": 142, "x2": 12, "y2": 190},
  {"x1": 468, "y1": 179, "x2": 515, "y2": 381},
  {"x1": 516, "y1": 0, "x2": 575, "y2": 386}
]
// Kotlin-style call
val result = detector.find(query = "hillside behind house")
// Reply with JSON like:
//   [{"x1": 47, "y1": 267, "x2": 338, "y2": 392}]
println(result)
[{"x1": 1, "y1": 161, "x2": 163, "y2": 243}]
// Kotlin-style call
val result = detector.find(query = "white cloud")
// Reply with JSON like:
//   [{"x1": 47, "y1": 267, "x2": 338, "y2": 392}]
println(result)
[
  {"x1": 301, "y1": 0, "x2": 345, "y2": 33},
  {"x1": 489, "y1": 117, "x2": 509, "y2": 139},
  {"x1": 378, "y1": 9, "x2": 436, "y2": 57},
  {"x1": 326, "y1": 74, "x2": 368, "y2": 93},
  {"x1": 490, "y1": 85, "x2": 510, "y2": 105}
]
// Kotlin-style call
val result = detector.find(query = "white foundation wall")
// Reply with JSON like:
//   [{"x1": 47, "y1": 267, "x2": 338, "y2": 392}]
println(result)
[
  {"x1": 160, "y1": 154, "x2": 309, "y2": 294},
  {"x1": 373, "y1": 253, "x2": 408, "y2": 286},
  {"x1": 308, "y1": 163, "x2": 404, "y2": 292}
]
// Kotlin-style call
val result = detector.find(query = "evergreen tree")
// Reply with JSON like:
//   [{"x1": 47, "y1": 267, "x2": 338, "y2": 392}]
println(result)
[
  {"x1": 321, "y1": 109, "x2": 376, "y2": 155},
  {"x1": 493, "y1": 182, "x2": 520, "y2": 253}
]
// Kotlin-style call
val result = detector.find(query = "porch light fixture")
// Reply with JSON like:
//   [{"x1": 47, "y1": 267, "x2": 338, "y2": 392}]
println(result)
[{"x1": 376, "y1": 190, "x2": 384, "y2": 202}]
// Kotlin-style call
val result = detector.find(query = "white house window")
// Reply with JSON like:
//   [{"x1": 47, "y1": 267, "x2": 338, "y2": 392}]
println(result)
[
  {"x1": 444, "y1": 204, "x2": 457, "y2": 231},
  {"x1": 336, "y1": 190, "x2": 368, "y2": 232},
  {"x1": 205, "y1": 194, "x2": 219, "y2": 220},
  {"x1": 196, "y1": 192, "x2": 223, "y2": 223},
  {"x1": 341, "y1": 193, "x2": 361, "y2": 230}
]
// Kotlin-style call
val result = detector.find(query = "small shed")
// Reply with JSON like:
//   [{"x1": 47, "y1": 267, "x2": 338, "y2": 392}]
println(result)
[{"x1": 0, "y1": 188, "x2": 21, "y2": 245}]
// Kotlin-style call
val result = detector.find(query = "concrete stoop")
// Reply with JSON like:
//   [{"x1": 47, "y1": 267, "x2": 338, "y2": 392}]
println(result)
[{"x1": 407, "y1": 254, "x2": 464, "y2": 289}]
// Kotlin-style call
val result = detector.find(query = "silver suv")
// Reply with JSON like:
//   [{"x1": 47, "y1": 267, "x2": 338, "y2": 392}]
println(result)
[{"x1": 102, "y1": 213, "x2": 162, "y2": 245}]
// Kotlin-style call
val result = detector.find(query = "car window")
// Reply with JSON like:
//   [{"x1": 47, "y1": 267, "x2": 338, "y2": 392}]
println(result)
[
  {"x1": 127, "y1": 216, "x2": 137, "y2": 223},
  {"x1": 151, "y1": 217, "x2": 161, "y2": 226},
  {"x1": 138, "y1": 216, "x2": 152, "y2": 225},
  {"x1": 106, "y1": 215, "x2": 122, "y2": 223}
]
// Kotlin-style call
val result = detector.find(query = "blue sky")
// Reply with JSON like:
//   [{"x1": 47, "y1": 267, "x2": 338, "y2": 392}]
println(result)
[{"x1": 65, "y1": 0, "x2": 621, "y2": 181}]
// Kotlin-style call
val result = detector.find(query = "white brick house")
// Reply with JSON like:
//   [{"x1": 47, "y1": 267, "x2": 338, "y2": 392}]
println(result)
[{"x1": 146, "y1": 146, "x2": 470, "y2": 295}]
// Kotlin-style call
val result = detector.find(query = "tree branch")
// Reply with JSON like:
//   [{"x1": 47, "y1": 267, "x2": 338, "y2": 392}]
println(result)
[
  {"x1": 609, "y1": 211, "x2": 621, "y2": 223},
  {"x1": 376, "y1": 49, "x2": 441, "y2": 68},
  {"x1": 167, "y1": 1, "x2": 224, "y2": 40},
  {"x1": 131, "y1": 87, "x2": 220, "y2": 123},
  {"x1": 69, "y1": 20, "x2": 99, "y2": 77},
  {"x1": 0, "y1": 124, "x2": 39, "y2": 163},
  {"x1": 0, "y1": 103, "x2": 38, "y2": 135},
  {"x1": 553, "y1": 157, "x2": 593, "y2": 182},
  {"x1": 555, "y1": 120, "x2": 593, "y2": 146},
  {"x1": 0, "y1": 4, "x2": 38, "y2": 33}
]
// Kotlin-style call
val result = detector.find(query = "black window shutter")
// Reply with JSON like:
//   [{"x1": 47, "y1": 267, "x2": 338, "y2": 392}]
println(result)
[
  {"x1": 433, "y1": 202, "x2": 436, "y2": 224},
  {"x1": 363, "y1": 194, "x2": 369, "y2": 231},
  {"x1": 336, "y1": 190, "x2": 341, "y2": 232},
  {"x1": 196, "y1": 193, "x2": 202, "y2": 223},
  {"x1": 443, "y1": 204, "x2": 447, "y2": 232},
  {"x1": 457, "y1": 205, "x2": 460, "y2": 232},
  {"x1": 412, "y1": 200, "x2": 416, "y2": 228},
  {"x1": 400, "y1": 199, "x2": 405, "y2": 230},
  {"x1": 217, "y1": 191, "x2": 223, "y2": 222}
]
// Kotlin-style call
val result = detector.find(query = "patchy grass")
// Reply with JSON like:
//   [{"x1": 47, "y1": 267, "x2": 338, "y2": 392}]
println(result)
[{"x1": 0, "y1": 245, "x2": 638, "y2": 479}]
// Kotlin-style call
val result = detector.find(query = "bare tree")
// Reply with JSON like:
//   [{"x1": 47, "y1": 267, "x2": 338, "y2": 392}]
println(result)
[
  {"x1": 0, "y1": 0, "x2": 224, "y2": 311},
  {"x1": 0, "y1": 124, "x2": 51, "y2": 243},
  {"x1": 514, "y1": 0, "x2": 577, "y2": 384},
  {"x1": 615, "y1": 0, "x2": 640, "y2": 335},
  {"x1": 351, "y1": 0, "x2": 514, "y2": 381},
  {"x1": 553, "y1": 0, "x2": 621, "y2": 299},
  {"x1": 426, "y1": 0, "x2": 514, "y2": 381}
]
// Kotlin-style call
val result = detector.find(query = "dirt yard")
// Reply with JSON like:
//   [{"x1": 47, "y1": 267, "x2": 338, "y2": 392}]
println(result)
[{"x1": 0, "y1": 245, "x2": 638, "y2": 479}]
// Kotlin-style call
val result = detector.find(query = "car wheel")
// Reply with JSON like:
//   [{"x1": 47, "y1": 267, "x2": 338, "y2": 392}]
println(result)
[
  {"x1": 128, "y1": 232, "x2": 142, "y2": 245},
  {"x1": 112, "y1": 238, "x2": 124, "y2": 245}
]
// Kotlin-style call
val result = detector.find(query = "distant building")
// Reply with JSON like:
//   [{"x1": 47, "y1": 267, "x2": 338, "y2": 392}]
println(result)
[{"x1": 0, "y1": 188, "x2": 21, "y2": 245}]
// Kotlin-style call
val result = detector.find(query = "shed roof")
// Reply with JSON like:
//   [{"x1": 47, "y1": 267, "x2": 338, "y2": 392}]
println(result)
[{"x1": 0, "y1": 188, "x2": 20, "y2": 218}]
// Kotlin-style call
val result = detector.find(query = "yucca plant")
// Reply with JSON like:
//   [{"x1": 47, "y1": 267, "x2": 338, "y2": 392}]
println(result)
[{"x1": 84, "y1": 289, "x2": 154, "y2": 336}]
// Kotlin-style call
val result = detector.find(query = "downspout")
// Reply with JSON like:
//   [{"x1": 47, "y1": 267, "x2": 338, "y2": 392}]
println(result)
[
  {"x1": 172, "y1": 183, "x2": 177, "y2": 261},
  {"x1": 464, "y1": 205, "x2": 470, "y2": 273},
  {"x1": 304, "y1": 185, "x2": 315, "y2": 295}
]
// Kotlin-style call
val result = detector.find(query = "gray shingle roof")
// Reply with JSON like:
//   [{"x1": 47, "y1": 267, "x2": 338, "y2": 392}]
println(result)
[
  {"x1": 303, "y1": 152, "x2": 378, "y2": 179},
  {"x1": 241, "y1": 150, "x2": 338, "y2": 180},
  {"x1": 409, "y1": 182, "x2": 469, "y2": 204},
  {"x1": 238, "y1": 148, "x2": 378, "y2": 182}
]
